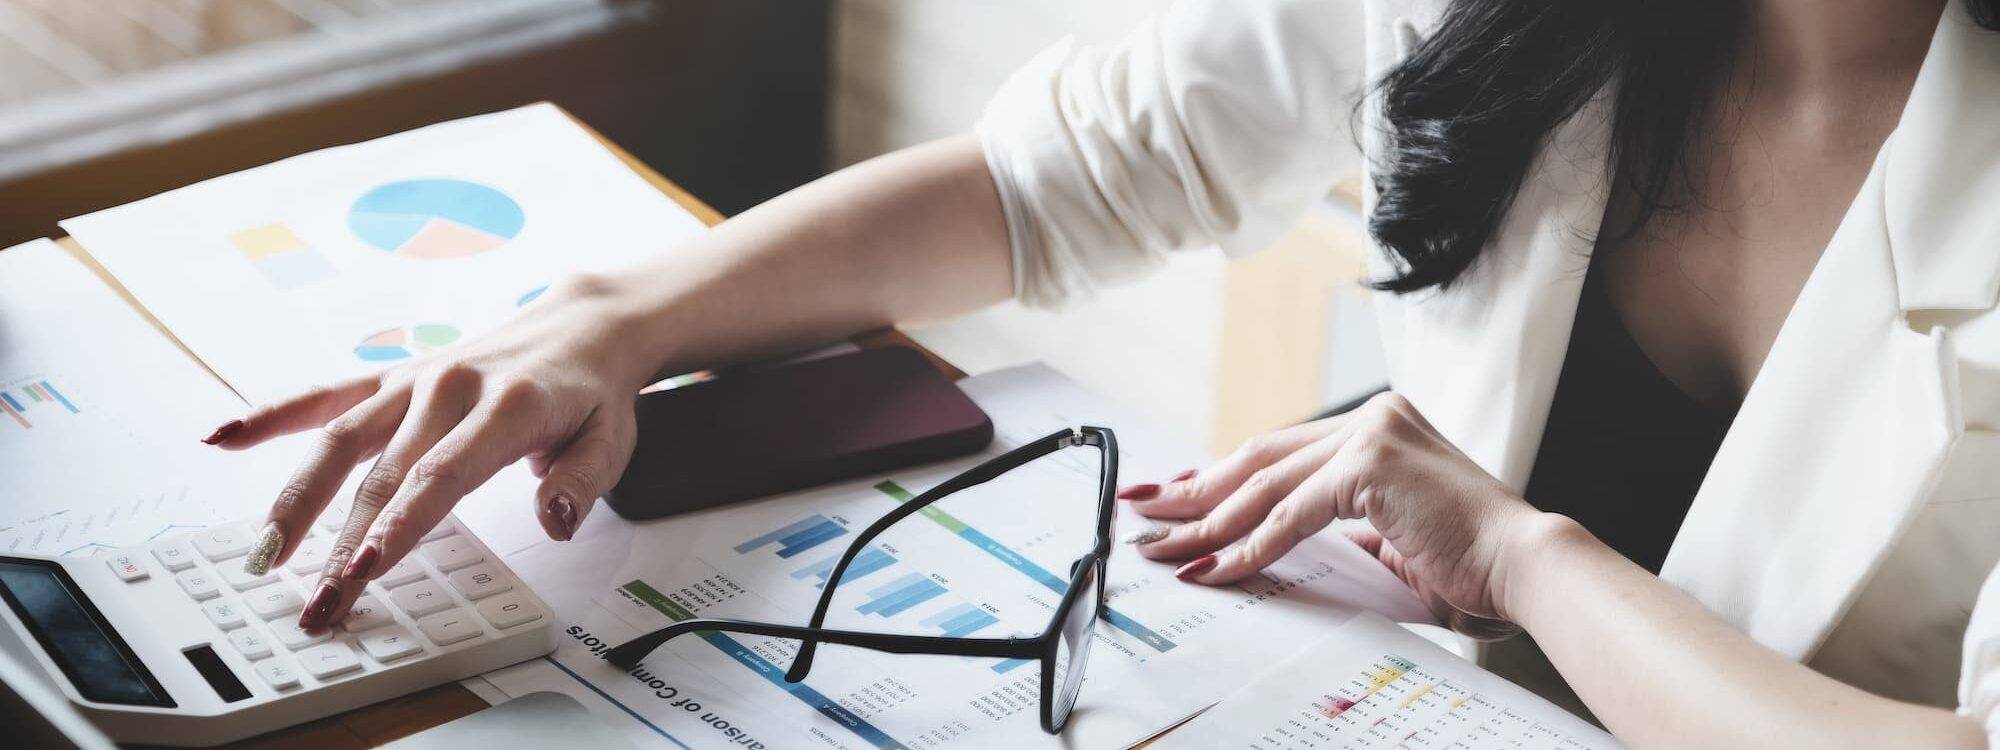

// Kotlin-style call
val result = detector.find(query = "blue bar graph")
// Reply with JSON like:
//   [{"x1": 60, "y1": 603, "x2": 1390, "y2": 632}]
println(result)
[
  {"x1": 920, "y1": 603, "x2": 999, "y2": 638},
  {"x1": 734, "y1": 514, "x2": 848, "y2": 559},
  {"x1": 791, "y1": 546, "x2": 896, "y2": 588},
  {"x1": 857, "y1": 572, "x2": 947, "y2": 618},
  {"x1": 992, "y1": 659, "x2": 1032, "y2": 674}
]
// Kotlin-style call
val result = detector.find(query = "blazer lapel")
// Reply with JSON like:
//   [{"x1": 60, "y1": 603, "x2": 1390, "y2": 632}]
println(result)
[
  {"x1": 1660, "y1": 2, "x2": 1999, "y2": 657},
  {"x1": 1377, "y1": 88, "x2": 1616, "y2": 489}
]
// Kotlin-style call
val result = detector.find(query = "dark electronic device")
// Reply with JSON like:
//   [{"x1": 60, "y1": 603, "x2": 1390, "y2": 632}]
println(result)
[{"x1": 606, "y1": 346, "x2": 994, "y2": 520}]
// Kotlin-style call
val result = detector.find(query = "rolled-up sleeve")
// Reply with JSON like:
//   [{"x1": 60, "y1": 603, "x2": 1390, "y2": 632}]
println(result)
[
  {"x1": 979, "y1": 0, "x2": 1371, "y2": 308},
  {"x1": 1962, "y1": 562, "x2": 2000, "y2": 744}
]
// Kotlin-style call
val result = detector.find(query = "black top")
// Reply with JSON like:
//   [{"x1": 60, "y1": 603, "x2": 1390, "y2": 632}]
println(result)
[{"x1": 1522, "y1": 263, "x2": 1736, "y2": 573}]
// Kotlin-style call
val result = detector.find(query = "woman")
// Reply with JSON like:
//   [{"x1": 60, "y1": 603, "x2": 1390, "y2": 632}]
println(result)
[{"x1": 214, "y1": 0, "x2": 1999, "y2": 745}]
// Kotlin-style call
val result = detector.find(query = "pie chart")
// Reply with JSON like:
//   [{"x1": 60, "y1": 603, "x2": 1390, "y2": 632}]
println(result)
[
  {"x1": 354, "y1": 323, "x2": 462, "y2": 361},
  {"x1": 348, "y1": 179, "x2": 524, "y2": 258}
]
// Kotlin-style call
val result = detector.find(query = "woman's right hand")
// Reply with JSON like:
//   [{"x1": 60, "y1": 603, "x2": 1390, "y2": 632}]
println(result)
[{"x1": 210, "y1": 273, "x2": 662, "y2": 630}]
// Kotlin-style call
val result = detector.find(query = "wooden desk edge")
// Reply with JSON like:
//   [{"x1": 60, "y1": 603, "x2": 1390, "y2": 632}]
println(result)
[{"x1": 51, "y1": 102, "x2": 963, "y2": 748}]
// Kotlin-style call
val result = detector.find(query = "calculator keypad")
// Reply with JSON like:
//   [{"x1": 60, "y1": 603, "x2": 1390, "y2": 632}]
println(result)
[
  {"x1": 99, "y1": 514, "x2": 544, "y2": 704},
  {"x1": 193, "y1": 523, "x2": 254, "y2": 561}
]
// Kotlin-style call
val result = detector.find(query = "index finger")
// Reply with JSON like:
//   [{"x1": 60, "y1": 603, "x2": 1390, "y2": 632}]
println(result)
[{"x1": 209, "y1": 375, "x2": 381, "y2": 449}]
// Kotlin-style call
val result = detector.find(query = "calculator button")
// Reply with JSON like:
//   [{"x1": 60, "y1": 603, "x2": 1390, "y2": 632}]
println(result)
[
  {"x1": 273, "y1": 621, "x2": 331, "y2": 650},
  {"x1": 107, "y1": 554, "x2": 147, "y2": 582},
  {"x1": 222, "y1": 564, "x2": 278, "y2": 592},
  {"x1": 342, "y1": 595, "x2": 394, "y2": 632},
  {"x1": 245, "y1": 583, "x2": 304, "y2": 620},
  {"x1": 419, "y1": 536, "x2": 482, "y2": 572},
  {"x1": 256, "y1": 660, "x2": 300, "y2": 690},
  {"x1": 476, "y1": 593, "x2": 542, "y2": 630},
  {"x1": 375, "y1": 558, "x2": 426, "y2": 588},
  {"x1": 285, "y1": 537, "x2": 330, "y2": 575},
  {"x1": 390, "y1": 579, "x2": 453, "y2": 617},
  {"x1": 358, "y1": 626, "x2": 423, "y2": 663},
  {"x1": 151, "y1": 541, "x2": 196, "y2": 572},
  {"x1": 229, "y1": 628, "x2": 273, "y2": 660},
  {"x1": 175, "y1": 570, "x2": 221, "y2": 601},
  {"x1": 298, "y1": 642, "x2": 361, "y2": 679},
  {"x1": 202, "y1": 600, "x2": 247, "y2": 630},
  {"x1": 193, "y1": 523, "x2": 254, "y2": 561},
  {"x1": 446, "y1": 564, "x2": 512, "y2": 601},
  {"x1": 422, "y1": 518, "x2": 459, "y2": 543},
  {"x1": 416, "y1": 610, "x2": 481, "y2": 646}
]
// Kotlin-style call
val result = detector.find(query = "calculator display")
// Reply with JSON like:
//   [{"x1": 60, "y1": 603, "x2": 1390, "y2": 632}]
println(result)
[{"x1": 0, "y1": 558, "x2": 173, "y2": 707}]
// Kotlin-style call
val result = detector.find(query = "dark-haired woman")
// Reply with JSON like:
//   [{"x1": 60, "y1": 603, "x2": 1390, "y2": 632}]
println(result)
[{"x1": 218, "y1": 0, "x2": 2000, "y2": 744}]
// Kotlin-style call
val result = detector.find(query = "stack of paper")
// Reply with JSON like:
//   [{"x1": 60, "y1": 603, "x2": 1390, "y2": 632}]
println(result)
[{"x1": 0, "y1": 239, "x2": 299, "y2": 555}]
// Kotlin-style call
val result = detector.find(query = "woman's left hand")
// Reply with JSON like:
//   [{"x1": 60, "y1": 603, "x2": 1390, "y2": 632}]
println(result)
[{"x1": 1122, "y1": 392, "x2": 1559, "y2": 636}]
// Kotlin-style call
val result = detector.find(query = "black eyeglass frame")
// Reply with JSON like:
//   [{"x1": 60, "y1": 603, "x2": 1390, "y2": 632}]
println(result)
[{"x1": 604, "y1": 425, "x2": 1119, "y2": 734}]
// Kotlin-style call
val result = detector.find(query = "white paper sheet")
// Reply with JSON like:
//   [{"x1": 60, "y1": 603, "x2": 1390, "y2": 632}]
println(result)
[
  {"x1": 1155, "y1": 611, "x2": 1621, "y2": 749},
  {"x1": 0, "y1": 239, "x2": 301, "y2": 555},
  {"x1": 474, "y1": 364, "x2": 1436, "y2": 750},
  {"x1": 61, "y1": 103, "x2": 708, "y2": 406}
]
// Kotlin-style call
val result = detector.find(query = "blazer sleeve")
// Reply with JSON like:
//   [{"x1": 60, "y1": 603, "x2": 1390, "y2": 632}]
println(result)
[
  {"x1": 977, "y1": 0, "x2": 1372, "y2": 308},
  {"x1": 1960, "y1": 561, "x2": 2000, "y2": 743}
]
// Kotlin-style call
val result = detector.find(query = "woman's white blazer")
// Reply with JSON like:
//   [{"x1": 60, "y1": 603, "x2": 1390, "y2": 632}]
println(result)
[{"x1": 977, "y1": 0, "x2": 2000, "y2": 736}]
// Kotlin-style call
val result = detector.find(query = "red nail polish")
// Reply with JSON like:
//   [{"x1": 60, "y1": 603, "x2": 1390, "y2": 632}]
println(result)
[
  {"x1": 1117, "y1": 483, "x2": 1161, "y2": 501},
  {"x1": 201, "y1": 419, "x2": 244, "y2": 445},
  {"x1": 1171, "y1": 468, "x2": 1198, "y2": 483},
  {"x1": 342, "y1": 543, "x2": 380, "y2": 580},
  {"x1": 549, "y1": 496, "x2": 577, "y2": 541},
  {"x1": 300, "y1": 582, "x2": 339, "y2": 630},
  {"x1": 1175, "y1": 554, "x2": 1218, "y2": 582}
]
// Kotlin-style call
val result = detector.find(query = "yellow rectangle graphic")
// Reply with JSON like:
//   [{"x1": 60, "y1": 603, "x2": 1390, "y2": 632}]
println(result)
[{"x1": 228, "y1": 224, "x2": 307, "y2": 259}]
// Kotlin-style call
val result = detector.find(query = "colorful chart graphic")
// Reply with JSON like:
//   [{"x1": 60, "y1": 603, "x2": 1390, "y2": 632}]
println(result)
[
  {"x1": 353, "y1": 324, "x2": 462, "y2": 361},
  {"x1": 516, "y1": 284, "x2": 548, "y2": 307},
  {"x1": 857, "y1": 572, "x2": 947, "y2": 618},
  {"x1": 229, "y1": 223, "x2": 337, "y2": 289},
  {"x1": 734, "y1": 514, "x2": 848, "y2": 559},
  {"x1": 348, "y1": 179, "x2": 524, "y2": 258},
  {"x1": 921, "y1": 602, "x2": 999, "y2": 638},
  {"x1": 791, "y1": 545, "x2": 896, "y2": 589},
  {"x1": 0, "y1": 379, "x2": 78, "y2": 429}
]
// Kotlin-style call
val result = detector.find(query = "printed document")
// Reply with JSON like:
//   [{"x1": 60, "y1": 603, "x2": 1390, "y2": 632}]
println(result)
[
  {"x1": 0, "y1": 239, "x2": 298, "y2": 555},
  {"x1": 61, "y1": 103, "x2": 708, "y2": 405},
  {"x1": 1156, "y1": 611, "x2": 1621, "y2": 749},
  {"x1": 473, "y1": 364, "x2": 1440, "y2": 749}
]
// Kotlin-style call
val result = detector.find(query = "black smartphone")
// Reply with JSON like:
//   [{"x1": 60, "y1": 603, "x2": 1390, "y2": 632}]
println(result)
[{"x1": 603, "y1": 346, "x2": 994, "y2": 520}]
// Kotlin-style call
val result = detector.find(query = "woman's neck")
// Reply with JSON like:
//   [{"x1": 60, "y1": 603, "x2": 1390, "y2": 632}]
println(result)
[{"x1": 1746, "y1": 0, "x2": 1946, "y2": 88}]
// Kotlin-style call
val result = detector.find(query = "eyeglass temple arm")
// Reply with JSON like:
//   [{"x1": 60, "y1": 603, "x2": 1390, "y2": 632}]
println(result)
[
  {"x1": 603, "y1": 618, "x2": 1039, "y2": 672},
  {"x1": 785, "y1": 427, "x2": 1090, "y2": 683}
]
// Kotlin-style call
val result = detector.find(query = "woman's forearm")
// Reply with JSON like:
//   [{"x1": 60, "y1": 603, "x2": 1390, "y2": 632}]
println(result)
[
  {"x1": 1499, "y1": 517, "x2": 1982, "y2": 749},
  {"x1": 594, "y1": 133, "x2": 1013, "y2": 379}
]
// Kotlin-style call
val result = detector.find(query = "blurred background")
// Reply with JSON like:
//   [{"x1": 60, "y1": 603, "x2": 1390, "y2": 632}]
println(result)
[{"x1": 0, "y1": 0, "x2": 1384, "y2": 457}]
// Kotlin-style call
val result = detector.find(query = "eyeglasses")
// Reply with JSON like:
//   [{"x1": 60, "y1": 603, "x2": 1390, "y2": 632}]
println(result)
[{"x1": 605, "y1": 425, "x2": 1118, "y2": 734}]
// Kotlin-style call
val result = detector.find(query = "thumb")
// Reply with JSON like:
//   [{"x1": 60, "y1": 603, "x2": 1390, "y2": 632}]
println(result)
[{"x1": 534, "y1": 408, "x2": 635, "y2": 541}]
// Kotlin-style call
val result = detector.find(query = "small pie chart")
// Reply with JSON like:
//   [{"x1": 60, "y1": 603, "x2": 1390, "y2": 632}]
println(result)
[
  {"x1": 354, "y1": 323, "x2": 462, "y2": 361},
  {"x1": 348, "y1": 179, "x2": 524, "y2": 258}
]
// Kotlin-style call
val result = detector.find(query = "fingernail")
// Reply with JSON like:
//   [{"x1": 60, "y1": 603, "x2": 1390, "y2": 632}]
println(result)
[
  {"x1": 300, "y1": 581, "x2": 339, "y2": 630},
  {"x1": 1123, "y1": 525, "x2": 1170, "y2": 545},
  {"x1": 341, "y1": 542, "x2": 380, "y2": 580},
  {"x1": 1175, "y1": 554, "x2": 1218, "y2": 582},
  {"x1": 242, "y1": 522, "x2": 283, "y2": 576},
  {"x1": 1116, "y1": 483, "x2": 1161, "y2": 501},
  {"x1": 201, "y1": 419, "x2": 244, "y2": 445},
  {"x1": 548, "y1": 495, "x2": 577, "y2": 541},
  {"x1": 1170, "y1": 468, "x2": 1198, "y2": 483}
]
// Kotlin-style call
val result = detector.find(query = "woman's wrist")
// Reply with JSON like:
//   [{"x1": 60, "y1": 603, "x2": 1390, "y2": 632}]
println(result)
[{"x1": 1489, "y1": 510, "x2": 1597, "y2": 628}]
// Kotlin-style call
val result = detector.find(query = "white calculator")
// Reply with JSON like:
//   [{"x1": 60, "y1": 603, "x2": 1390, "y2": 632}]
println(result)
[{"x1": 0, "y1": 514, "x2": 555, "y2": 746}]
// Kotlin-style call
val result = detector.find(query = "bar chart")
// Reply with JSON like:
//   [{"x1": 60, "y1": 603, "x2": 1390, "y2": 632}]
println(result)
[
  {"x1": 920, "y1": 603, "x2": 1000, "y2": 638},
  {"x1": 857, "y1": 572, "x2": 948, "y2": 618},
  {"x1": 791, "y1": 545, "x2": 897, "y2": 588},
  {"x1": 0, "y1": 378, "x2": 79, "y2": 429},
  {"x1": 735, "y1": 514, "x2": 849, "y2": 559}
]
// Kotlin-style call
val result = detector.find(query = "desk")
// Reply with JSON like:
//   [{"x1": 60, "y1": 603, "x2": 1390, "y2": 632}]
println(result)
[{"x1": 49, "y1": 105, "x2": 962, "y2": 749}]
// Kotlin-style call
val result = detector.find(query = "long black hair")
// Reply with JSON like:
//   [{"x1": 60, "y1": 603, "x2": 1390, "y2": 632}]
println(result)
[{"x1": 1367, "y1": 1, "x2": 2000, "y2": 293}]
